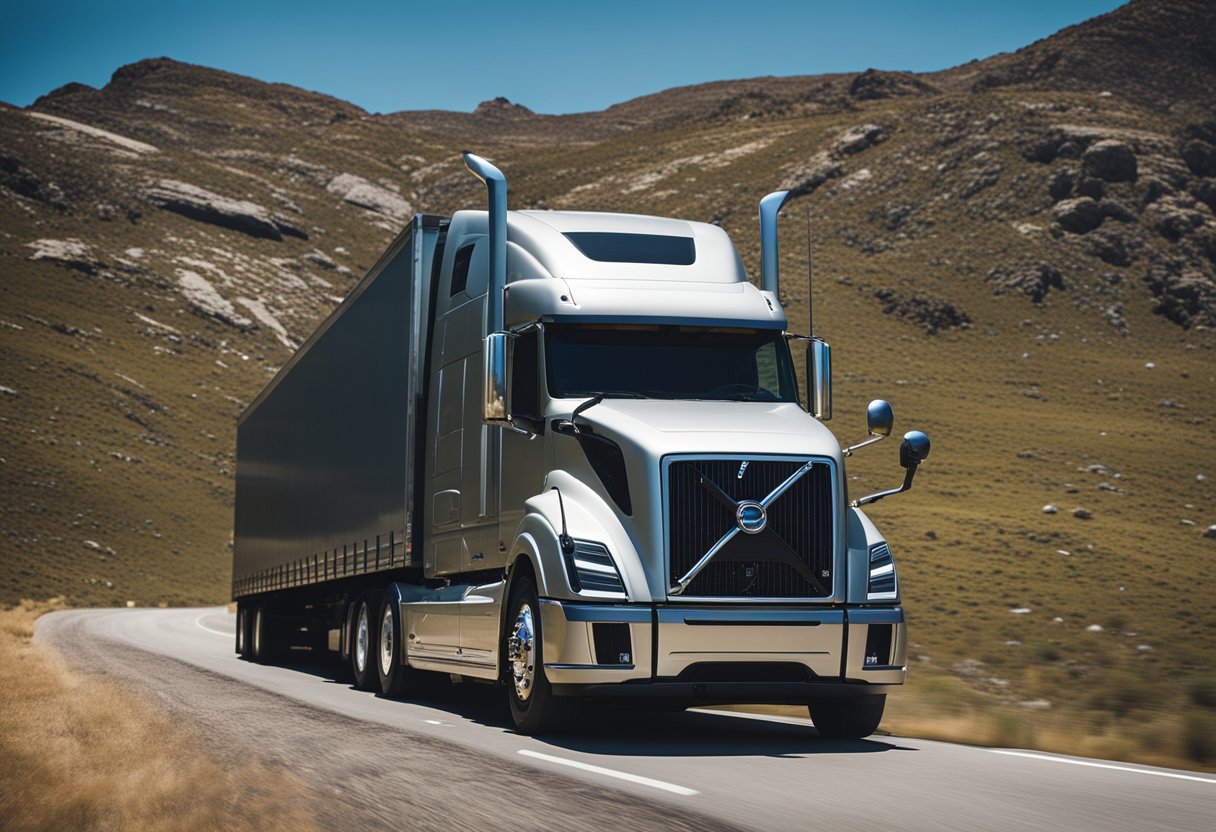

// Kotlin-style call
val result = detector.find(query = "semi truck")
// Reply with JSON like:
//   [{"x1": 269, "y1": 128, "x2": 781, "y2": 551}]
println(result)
[{"x1": 232, "y1": 152, "x2": 932, "y2": 736}]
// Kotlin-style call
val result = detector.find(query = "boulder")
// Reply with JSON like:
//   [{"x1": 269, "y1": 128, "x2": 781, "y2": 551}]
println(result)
[
  {"x1": 1144, "y1": 260, "x2": 1216, "y2": 329},
  {"x1": 1047, "y1": 168, "x2": 1073, "y2": 201},
  {"x1": 26, "y1": 238, "x2": 102, "y2": 274},
  {"x1": 1085, "y1": 228, "x2": 1134, "y2": 266},
  {"x1": 1148, "y1": 196, "x2": 1208, "y2": 241},
  {"x1": 986, "y1": 263, "x2": 1064, "y2": 303},
  {"x1": 780, "y1": 152, "x2": 843, "y2": 197},
  {"x1": 1082, "y1": 140, "x2": 1138, "y2": 182},
  {"x1": 326, "y1": 173, "x2": 412, "y2": 221},
  {"x1": 1181, "y1": 139, "x2": 1216, "y2": 177},
  {"x1": 834, "y1": 124, "x2": 884, "y2": 155},
  {"x1": 145, "y1": 179, "x2": 298, "y2": 241},
  {"x1": 1190, "y1": 179, "x2": 1216, "y2": 213},
  {"x1": 1075, "y1": 177, "x2": 1105, "y2": 199},
  {"x1": 1023, "y1": 136, "x2": 1061, "y2": 164},
  {"x1": 1053, "y1": 197, "x2": 1103, "y2": 233},
  {"x1": 1139, "y1": 176, "x2": 1175, "y2": 206},
  {"x1": 1099, "y1": 199, "x2": 1136, "y2": 223}
]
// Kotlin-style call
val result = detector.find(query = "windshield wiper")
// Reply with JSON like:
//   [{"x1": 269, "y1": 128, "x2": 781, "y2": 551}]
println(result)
[
  {"x1": 589, "y1": 390, "x2": 649, "y2": 399},
  {"x1": 723, "y1": 391, "x2": 781, "y2": 402},
  {"x1": 556, "y1": 391, "x2": 648, "y2": 435}
]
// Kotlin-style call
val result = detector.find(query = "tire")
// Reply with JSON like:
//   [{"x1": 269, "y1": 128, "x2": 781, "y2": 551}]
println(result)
[
  {"x1": 350, "y1": 593, "x2": 379, "y2": 691},
  {"x1": 235, "y1": 604, "x2": 247, "y2": 656},
  {"x1": 377, "y1": 592, "x2": 413, "y2": 697},
  {"x1": 808, "y1": 694, "x2": 886, "y2": 739},
  {"x1": 250, "y1": 605, "x2": 267, "y2": 661},
  {"x1": 504, "y1": 575, "x2": 580, "y2": 735}
]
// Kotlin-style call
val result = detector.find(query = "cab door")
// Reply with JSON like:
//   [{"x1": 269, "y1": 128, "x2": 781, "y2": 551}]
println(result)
[{"x1": 426, "y1": 234, "x2": 499, "y2": 577}]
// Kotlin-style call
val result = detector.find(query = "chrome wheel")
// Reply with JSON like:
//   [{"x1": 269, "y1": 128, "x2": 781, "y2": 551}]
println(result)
[
  {"x1": 508, "y1": 603, "x2": 536, "y2": 702},
  {"x1": 252, "y1": 608, "x2": 263, "y2": 656},
  {"x1": 355, "y1": 603, "x2": 370, "y2": 674},
  {"x1": 379, "y1": 604, "x2": 394, "y2": 678}
]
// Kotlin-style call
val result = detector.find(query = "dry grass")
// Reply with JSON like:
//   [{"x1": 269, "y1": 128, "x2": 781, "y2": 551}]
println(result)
[{"x1": 0, "y1": 600, "x2": 321, "y2": 832}]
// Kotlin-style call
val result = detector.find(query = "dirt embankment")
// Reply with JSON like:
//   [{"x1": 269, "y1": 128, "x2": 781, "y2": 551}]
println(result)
[{"x1": 0, "y1": 600, "x2": 321, "y2": 831}]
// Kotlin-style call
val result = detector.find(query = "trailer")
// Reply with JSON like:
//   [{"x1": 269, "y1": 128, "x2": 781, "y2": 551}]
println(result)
[{"x1": 233, "y1": 153, "x2": 932, "y2": 735}]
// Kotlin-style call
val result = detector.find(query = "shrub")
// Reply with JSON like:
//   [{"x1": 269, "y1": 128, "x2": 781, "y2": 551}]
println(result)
[{"x1": 1186, "y1": 676, "x2": 1216, "y2": 709}]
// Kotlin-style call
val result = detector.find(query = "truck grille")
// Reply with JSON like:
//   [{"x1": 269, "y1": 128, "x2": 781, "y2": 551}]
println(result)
[{"x1": 666, "y1": 458, "x2": 834, "y2": 598}]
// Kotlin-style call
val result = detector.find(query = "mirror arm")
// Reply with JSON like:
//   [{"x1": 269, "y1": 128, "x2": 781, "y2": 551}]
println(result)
[
  {"x1": 851, "y1": 464, "x2": 918, "y2": 508},
  {"x1": 842, "y1": 434, "x2": 885, "y2": 457}
]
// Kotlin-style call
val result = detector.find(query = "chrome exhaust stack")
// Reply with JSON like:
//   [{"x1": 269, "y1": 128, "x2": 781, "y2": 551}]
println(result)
[
  {"x1": 464, "y1": 151, "x2": 511, "y2": 429},
  {"x1": 758, "y1": 189, "x2": 791, "y2": 297},
  {"x1": 463, "y1": 151, "x2": 507, "y2": 336},
  {"x1": 760, "y1": 188, "x2": 832, "y2": 420}
]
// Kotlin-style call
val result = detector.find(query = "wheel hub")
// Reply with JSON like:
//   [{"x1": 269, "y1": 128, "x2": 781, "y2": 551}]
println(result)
[
  {"x1": 379, "y1": 607, "x2": 394, "y2": 678},
  {"x1": 355, "y1": 604, "x2": 369, "y2": 673},
  {"x1": 508, "y1": 604, "x2": 536, "y2": 701}
]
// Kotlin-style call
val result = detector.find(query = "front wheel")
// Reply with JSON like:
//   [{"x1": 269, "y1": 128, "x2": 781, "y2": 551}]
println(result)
[
  {"x1": 808, "y1": 694, "x2": 886, "y2": 739},
  {"x1": 378, "y1": 593, "x2": 415, "y2": 697},
  {"x1": 504, "y1": 576, "x2": 580, "y2": 735}
]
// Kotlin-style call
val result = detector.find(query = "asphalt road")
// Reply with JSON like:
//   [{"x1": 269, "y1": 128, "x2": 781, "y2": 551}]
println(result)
[{"x1": 37, "y1": 607, "x2": 1215, "y2": 831}]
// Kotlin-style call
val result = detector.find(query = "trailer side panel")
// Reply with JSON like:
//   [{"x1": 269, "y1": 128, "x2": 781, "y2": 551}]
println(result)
[{"x1": 232, "y1": 217, "x2": 442, "y2": 596}]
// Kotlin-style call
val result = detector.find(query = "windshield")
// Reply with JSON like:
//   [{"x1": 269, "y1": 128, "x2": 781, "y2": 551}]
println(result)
[{"x1": 545, "y1": 325, "x2": 800, "y2": 403}]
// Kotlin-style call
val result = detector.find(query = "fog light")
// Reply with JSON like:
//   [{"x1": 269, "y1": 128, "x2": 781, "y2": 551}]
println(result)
[
  {"x1": 592, "y1": 623, "x2": 632, "y2": 666},
  {"x1": 864, "y1": 623, "x2": 893, "y2": 667}
]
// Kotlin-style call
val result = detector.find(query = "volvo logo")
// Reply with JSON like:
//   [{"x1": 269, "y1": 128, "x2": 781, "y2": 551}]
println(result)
[
  {"x1": 737, "y1": 460, "x2": 749, "y2": 479},
  {"x1": 735, "y1": 501, "x2": 767, "y2": 534}
]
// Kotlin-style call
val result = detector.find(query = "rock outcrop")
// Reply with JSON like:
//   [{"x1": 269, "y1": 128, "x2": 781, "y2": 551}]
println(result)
[
  {"x1": 986, "y1": 263, "x2": 1065, "y2": 303},
  {"x1": 145, "y1": 179, "x2": 305, "y2": 241},
  {"x1": 1082, "y1": 140, "x2": 1138, "y2": 182},
  {"x1": 1053, "y1": 196, "x2": 1104, "y2": 233}
]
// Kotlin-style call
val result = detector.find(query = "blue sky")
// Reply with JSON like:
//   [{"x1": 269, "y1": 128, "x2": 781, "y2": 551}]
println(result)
[{"x1": 1, "y1": 1, "x2": 1126, "y2": 114}]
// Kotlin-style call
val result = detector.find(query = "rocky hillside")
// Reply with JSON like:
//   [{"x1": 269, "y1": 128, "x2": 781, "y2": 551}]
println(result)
[{"x1": 1, "y1": 0, "x2": 1214, "y2": 763}]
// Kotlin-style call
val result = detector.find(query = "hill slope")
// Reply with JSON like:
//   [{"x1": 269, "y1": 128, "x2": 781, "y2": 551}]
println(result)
[{"x1": 1, "y1": 0, "x2": 1214, "y2": 766}]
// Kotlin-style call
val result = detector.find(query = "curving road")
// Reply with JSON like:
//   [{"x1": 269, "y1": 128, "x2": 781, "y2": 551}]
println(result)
[{"x1": 37, "y1": 607, "x2": 1214, "y2": 831}]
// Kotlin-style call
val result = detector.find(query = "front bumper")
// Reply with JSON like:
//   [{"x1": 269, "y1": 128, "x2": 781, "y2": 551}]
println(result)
[{"x1": 540, "y1": 599, "x2": 907, "y2": 701}]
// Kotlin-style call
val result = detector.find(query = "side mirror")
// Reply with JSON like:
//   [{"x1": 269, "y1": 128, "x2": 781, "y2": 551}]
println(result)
[
  {"x1": 843, "y1": 399, "x2": 893, "y2": 457},
  {"x1": 482, "y1": 331, "x2": 510, "y2": 425},
  {"x1": 900, "y1": 430, "x2": 931, "y2": 468},
  {"x1": 852, "y1": 428, "x2": 933, "y2": 508},
  {"x1": 806, "y1": 338, "x2": 831, "y2": 420},
  {"x1": 867, "y1": 400, "x2": 894, "y2": 437}
]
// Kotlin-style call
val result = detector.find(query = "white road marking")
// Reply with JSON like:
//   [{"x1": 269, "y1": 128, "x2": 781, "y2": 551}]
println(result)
[
  {"x1": 517, "y1": 749, "x2": 698, "y2": 796},
  {"x1": 990, "y1": 750, "x2": 1216, "y2": 784},
  {"x1": 194, "y1": 615, "x2": 233, "y2": 638}
]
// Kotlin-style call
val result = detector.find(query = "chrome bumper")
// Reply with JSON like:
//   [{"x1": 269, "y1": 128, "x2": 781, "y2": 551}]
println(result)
[{"x1": 540, "y1": 599, "x2": 907, "y2": 691}]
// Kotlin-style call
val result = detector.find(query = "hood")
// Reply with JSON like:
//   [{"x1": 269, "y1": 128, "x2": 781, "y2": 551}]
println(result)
[{"x1": 575, "y1": 399, "x2": 843, "y2": 462}]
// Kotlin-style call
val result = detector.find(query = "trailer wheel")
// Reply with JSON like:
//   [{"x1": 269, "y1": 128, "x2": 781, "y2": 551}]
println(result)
[
  {"x1": 235, "y1": 605, "x2": 247, "y2": 656},
  {"x1": 377, "y1": 593, "x2": 413, "y2": 697},
  {"x1": 504, "y1": 575, "x2": 580, "y2": 735},
  {"x1": 807, "y1": 694, "x2": 886, "y2": 739},
  {"x1": 350, "y1": 593, "x2": 379, "y2": 691},
  {"x1": 250, "y1": 605, "x2": 266, "y2": 661}
]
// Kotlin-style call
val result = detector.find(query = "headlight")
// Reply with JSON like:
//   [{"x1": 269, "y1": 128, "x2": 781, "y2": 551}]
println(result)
[
  {"x1": 564, "y1": 540, "x2": 627, "y2": 597},
  {"x1": 867, "y1": 542, "x2": 898, "y2": 601}
]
